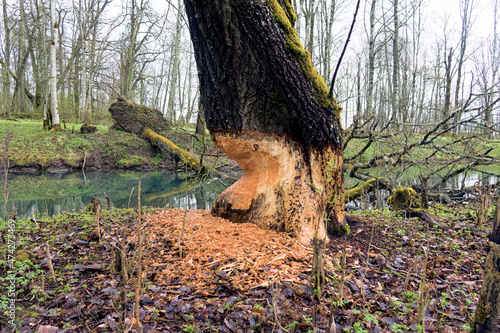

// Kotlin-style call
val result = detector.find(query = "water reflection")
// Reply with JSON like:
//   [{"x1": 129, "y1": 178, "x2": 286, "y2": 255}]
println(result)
[
  {"x1": 0, "y1": 171, "x2": 232, "y2": 219},
  {"x1": 442, "y1": 172, "x2": 498, "y2": 190},
  {"x1": 345, "y1": 166, "x2": 499, "y2": 191},
  {"x1": 1, "y1": 166, "x2": 498, "y2": 219}
]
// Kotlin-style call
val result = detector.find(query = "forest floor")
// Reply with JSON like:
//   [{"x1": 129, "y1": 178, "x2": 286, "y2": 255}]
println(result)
[
  {"x1": 2, "y1": 204, "x2": 497, "y2": 333},
  {"x1": 0, "y1": 120, "x2": 235, "y2": 174}
]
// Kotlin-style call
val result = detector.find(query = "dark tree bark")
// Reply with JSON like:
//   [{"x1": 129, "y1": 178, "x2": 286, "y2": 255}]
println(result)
[
  {"x1": 471, "y1": 195, "x2": 500, "y2": 333},
  {"x1": 109, "y1": 99, "x2": 205, "y2": 172},
  {"x1": 183, "y1": 0, "x2": 344, "y2": 244},
  {"x1": 109, "y1": 99, "x2": 170, "y2": 134}
]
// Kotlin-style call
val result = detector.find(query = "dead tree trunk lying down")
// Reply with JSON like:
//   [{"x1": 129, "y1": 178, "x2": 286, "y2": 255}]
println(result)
[
  {"x1": 471, "y1": 196, "x2": 500, "y2": 333},
  {"x1": 184, "y1": 0, "x2": 345, "y2": 244},
  {"x1": 109, "y1": 100, "x2": 203, "y2": 172},
  {"x1": 345, "y1": 177, "x2": 391, "y2": 203}
]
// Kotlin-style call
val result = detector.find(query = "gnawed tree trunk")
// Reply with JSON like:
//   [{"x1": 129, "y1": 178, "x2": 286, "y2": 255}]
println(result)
[
  {"x1": 109, "y1": 99, "x2": 204, "y2": 172},
  {"x1": 470, "y1": 196, "x2": 500, "y2": 333},
  {"x1": 184, "y1": 0, "x2": 344, "y2": 244}
]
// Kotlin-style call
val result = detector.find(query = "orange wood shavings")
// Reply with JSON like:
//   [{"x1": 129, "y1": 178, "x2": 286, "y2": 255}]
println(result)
[{"x1": 144, "y1": 209, "x2": 313, "y2": 297}]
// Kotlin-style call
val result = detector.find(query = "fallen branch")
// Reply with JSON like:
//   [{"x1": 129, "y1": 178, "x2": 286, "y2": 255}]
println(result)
[{"x1": 345, "y1": 177, "x2": 388, "y2": 203}]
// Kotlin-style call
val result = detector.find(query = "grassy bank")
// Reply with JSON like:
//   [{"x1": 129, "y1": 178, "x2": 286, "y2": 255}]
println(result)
[
  {"x1": 0, "y1": 119, "x2": 498, "y2": 179},
  {"x1": 0, "y1": 120, "x2": 233, "y2": 173},
  {"x1": 344, "y1": 132, "x2": 500, "y2": 164}
]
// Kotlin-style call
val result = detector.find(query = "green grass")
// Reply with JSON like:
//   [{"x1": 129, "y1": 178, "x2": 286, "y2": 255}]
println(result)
[
  {"x1": 0, "y1": 120, "x2": 160, "y2": 169},
  {"x1": 344, "y1": 133, "x2": 500, "y2": 164},
  {"x1": 0, "y1": 120, "x2": 232, "y2": 172}
]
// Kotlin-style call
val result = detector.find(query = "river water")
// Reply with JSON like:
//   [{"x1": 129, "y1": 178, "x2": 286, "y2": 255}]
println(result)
[
  {"x1": 0, "y1": 166, "x2": 498, "y2": 219},
  {"x1": 0, "y1": 170, "x2": 232, "y2": 219}
]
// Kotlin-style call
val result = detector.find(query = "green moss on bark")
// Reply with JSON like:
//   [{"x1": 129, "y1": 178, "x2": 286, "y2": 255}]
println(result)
[
  {"x1": 345, "y1": 177, "x2": 381, "y2": 203},
  {"x1": 387, "y1": 186, "x2": 423, "y2": 211},
  {"x1": 282, "y1": 0, "x2": 297, "y2": 26},
  {"x1": 142, "y1": 127, "x2": 206, "y2": 172},
  {"x1": 470, "y1": 242, "x2": 500, "y2": 332},
  {"x1": 265, "y1": 0, "x2": 342, "y2": 119}
]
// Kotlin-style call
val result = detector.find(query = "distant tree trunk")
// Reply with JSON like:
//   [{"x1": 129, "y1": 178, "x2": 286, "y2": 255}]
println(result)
[
  {"x1": 49, "y1": 0, "x2": 60, "y2": 130},
  {"x1": 470, "y1": 195, "x2": 500, "y2": 332},
  {"x1": 365, "y1": 0, "x2": 377, "y2": 117},
  {"x1": 305, "y1": 0, "x2": 315, "y2": 55},
  {"x1": 391, "y1": 0, "x2": 400, "y2": 128},
  {"x1": 184, "y1": 0, "x2": 345, "y2": 244},
  {"x1": 166, "y1": 0, "x2": 182, "y2": 123},
  {"x1": 356, "y1": 59, "x2": 361, "y2": 117},
  {"x1": 455, "y1": 0, "x2": 473, "y2": 113},
  {"x1": 80, "y1": 33, "x2": 88, "y2": 122},
  {"x1": 14, "y1": 0, "x2": 29, "y2": 116},
  {"x1": 2, "y1": 0, "x2": 11, "y2": 118},
  {"x1": 195, "y1": 96, "x2": 205, "y2": 136},
  {"x1": 121, "y1": 0, "x2": 142, "y2": 99},
  {"x1": 443, "y1": 47, "x2": 453, "y2": 120},
  {"x1": 318, "y1": 0, "x2": 336, "y2": 82}
]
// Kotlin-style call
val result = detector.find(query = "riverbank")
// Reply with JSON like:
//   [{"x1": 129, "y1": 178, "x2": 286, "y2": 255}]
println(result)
[
  {"x1": 0, "y1": 119, "x2": 236, "y2": 174},
  {"x1": 1, "y1": 119, "x2": 499, "y2": 176}
]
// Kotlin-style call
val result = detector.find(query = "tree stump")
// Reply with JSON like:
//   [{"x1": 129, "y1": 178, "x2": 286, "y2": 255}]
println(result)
[
  {"x1": 471, "y1": 195, "x2": 500, "y2": 332},
  {"x1": 108, "y1": 99, "x2": 205, "y2": 172},
  {"x1": 80, "y1": 123, "x2": 98, "y2": 134}
]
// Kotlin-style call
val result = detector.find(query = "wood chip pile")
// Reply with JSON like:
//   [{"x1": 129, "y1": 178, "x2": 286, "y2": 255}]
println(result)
[{"x1": 144, "y1": 209, "x2": 314, "y2": 300}]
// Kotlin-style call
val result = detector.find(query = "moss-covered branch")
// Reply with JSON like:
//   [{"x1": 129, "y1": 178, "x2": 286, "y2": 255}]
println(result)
[
  {"x1": 345, "y1": 177, "x2": 383, "y2": 203},
  {"x1": 142, "y1": 127, "x2": 203, "y2": 172}
]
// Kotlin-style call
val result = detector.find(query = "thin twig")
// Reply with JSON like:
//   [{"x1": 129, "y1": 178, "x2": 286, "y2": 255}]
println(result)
[
  {"x1": 134, "y1": 181, "x2": 143, "y2": 333},
  {"x1": 329, "y1": 0, "x2": 361, "y2": 96},
  {"x1": 44, "y1": 241, "x2": 56, "y2": 284}
]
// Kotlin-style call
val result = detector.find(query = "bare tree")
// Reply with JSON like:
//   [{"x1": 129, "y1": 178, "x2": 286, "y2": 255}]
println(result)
[
  {"x1": 391, "y1": 0, "x2": 400, "y2": 127},
  {"x1": 49, "y1": 0, "x2": 61, "y2": 130},
  {"x1": 454, "y1": 0, "x2": 475, "y2": 111},
  {"x1": 166, "y1": 0, "x2": 182, "y2": 123},
  {"x1": 443, "y1": 47, "x2": 453, "y2": 119},
  {"x1": 1, "y1": 0, "x2": 11, "y2": 118}
]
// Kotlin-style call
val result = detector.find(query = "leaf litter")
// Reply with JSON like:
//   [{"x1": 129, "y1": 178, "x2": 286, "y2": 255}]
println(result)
[{"x1": 3, "y1": 205, "x2": 497, "y2": 332}]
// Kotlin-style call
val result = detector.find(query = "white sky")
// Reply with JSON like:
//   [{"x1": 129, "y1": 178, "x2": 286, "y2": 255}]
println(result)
[{"x1": 428, "y1": 0, "x2": 495, "y2": 41}]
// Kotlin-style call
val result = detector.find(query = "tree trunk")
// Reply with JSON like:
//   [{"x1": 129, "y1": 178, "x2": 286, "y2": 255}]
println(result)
[
  {"x1": 183, "y1": 0, "x2": 345, "y2": 244},
  {"x1": 2, "y1": 0, "x2": 11, "y2": 118},
  {"x1": 366, "y1": 0, "x2": 377, "y2": 117},
  {"x1": 470, "y1": 195, "x2": 500, "y2": 333},
  {"x1": 49, "y1": 0, "x2": 60, "y2": 130},
  {"x1": 166, "y1": 0, "x2": 182, "y2": 123},
  {"x1": 108, "y1": 99, "x2": 206, "y2": 172},
  {"x1": 391, "y1": 0, "x2": 400, "y2": 129},
  {"x1": 443, "y1": 47, "x2": 453, "y2": 120},
  {"x1": 455, "y1": 0, "x2": 472, "y2": 112}
]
